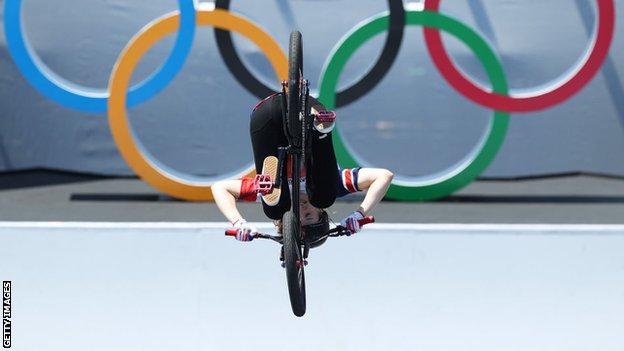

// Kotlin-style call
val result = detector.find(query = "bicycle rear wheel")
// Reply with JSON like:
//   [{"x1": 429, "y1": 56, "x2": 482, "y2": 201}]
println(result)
[
  {"x1": 282, "y1": 210, "x2": 306, "y2": 317},
  {"x1": 287, "y1": 30, "x2": 303, "y2": 148}
]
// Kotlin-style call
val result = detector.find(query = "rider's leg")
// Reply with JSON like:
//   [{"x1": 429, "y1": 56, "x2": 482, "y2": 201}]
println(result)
[
  {"x1": 306, "y1": 128, "x2": 339, "y2": 209},
  {"x1": 304, "y1": 97, "x2": 339, "y2": 209},
  {"x1": 250, "y1": 95, "x2": 291, "y2": 220}
]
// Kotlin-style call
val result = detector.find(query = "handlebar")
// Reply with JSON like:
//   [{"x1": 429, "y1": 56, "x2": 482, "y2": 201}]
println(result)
[
  {"x1": 359, "y1": 216, "x2": 375, "y2": 226},
  {"x1": 225, "y1": 229, "x2": 282, "y2": 243},
  {"x1": 225, "y1": 216, "x2": 375, "y2": 239}
]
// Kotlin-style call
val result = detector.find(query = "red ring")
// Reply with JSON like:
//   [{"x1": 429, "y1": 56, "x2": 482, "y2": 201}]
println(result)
[{"x1": 423, "y1": 0, "x2": 615, "y2": 112}]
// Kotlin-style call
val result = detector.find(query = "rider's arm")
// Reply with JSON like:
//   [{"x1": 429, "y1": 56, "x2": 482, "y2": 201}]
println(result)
[
  {"x1": 212, "y1": 179, "x2": 245, "y2": 224},
  {"x1": 354, "y1": 168, "x2": 394, "y2": 215}
]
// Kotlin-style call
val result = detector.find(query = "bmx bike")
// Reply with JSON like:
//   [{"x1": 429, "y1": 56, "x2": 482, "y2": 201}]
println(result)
[{"x1": 226, "y1": 31, "x2": 374, "y2": 317}]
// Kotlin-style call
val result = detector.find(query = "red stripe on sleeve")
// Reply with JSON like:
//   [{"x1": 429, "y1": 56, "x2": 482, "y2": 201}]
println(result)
[
  {"x1": 239, "y1": 177, "x2": 258, "y2": 202},
  {"x1": 344, "y1": 169, "x2": 357, "y2": 193}
]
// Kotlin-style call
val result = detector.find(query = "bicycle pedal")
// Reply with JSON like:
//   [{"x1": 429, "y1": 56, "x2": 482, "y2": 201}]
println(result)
[
  {"x1": 253, "y1": 174, "x2": 274, "y2": 195},
  {"x1": 315, "y1": 110, "x2": 336, "y2": 123}
]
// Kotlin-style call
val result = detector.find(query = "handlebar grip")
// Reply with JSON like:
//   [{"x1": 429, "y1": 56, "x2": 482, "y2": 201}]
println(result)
[
  {"x1": 225, "y1": 229, "x2": 237, "y2": 237},
  {"x1": 358, "y1": 216, "x2": 375, "y2": 226}
]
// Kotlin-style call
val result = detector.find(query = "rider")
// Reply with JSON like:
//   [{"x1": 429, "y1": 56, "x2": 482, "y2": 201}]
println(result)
[{"x1": 212, "y1": 93, "x2": 393, "y2": 242}]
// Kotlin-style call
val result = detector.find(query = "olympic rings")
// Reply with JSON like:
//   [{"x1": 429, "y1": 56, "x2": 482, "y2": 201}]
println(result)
[
  {"x1": 213, "y1": 0, "x2": 406, "y2": 107},
  {"x1": 3, "y1": 0, "x2": 196, "y2": 112},
  {"x1": 423, "y1": 0, "x2": 615, "y2": 112},
  {"x1": 107, "y1": 9, "x2": 287, "y2": 201},
  {"x1": 318, "y1": 10, "x2": 510, "y2": 201},
  {"x1": 4, "y1": 3, "x2": 616, "y2": 201}
]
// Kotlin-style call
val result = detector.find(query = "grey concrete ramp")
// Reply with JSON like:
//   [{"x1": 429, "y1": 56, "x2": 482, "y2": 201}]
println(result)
[{"x1": 1, "y1": 223, "x2": 623, "y2": 351}]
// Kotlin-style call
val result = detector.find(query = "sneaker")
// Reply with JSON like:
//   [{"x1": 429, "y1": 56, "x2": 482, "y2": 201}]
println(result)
[
  {"x1": 313, "y1": 110, "x2": 336, "y2": 134},
  {"x1": 261, "y1": 156, "x2": 281, "y2": 206}
]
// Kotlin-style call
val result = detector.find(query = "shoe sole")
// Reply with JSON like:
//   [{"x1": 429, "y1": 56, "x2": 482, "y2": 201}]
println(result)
[
  {"x1": 314, "y1": 120, "x2": 335, "y2": 134},
  {"x1": 261, "y1": 156, "x2": 281, "y2": 206}
]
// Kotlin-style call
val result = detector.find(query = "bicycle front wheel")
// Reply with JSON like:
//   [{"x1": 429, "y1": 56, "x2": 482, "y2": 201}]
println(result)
[{"x1": 282, "y1": 210, "x2": 306, "y2": 317}]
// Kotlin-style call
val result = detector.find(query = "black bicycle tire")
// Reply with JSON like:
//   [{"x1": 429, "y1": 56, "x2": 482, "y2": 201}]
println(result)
[
  {"x1": 282, "y1": 210, "x2": 306, "y2": 317},
  {"x1": 213, "y1": 0, "x2": 405, "y2": 106},
  {"x1": 287, "y1": 31, "x2": 303, "y2": 148}
]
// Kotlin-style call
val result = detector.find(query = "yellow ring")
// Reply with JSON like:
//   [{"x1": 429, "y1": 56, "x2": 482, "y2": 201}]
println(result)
[{"x1": 108, "y1": 9, "x2": 288, "y2": 201}]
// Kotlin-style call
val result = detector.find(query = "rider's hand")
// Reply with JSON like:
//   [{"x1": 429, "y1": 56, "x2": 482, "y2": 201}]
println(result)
[
  {"x1": 340, "y1": 211, "x2": 365, "y2": 235},
  {"x1": 232, "y1": 219, "x2": 257, "y2": 242}
]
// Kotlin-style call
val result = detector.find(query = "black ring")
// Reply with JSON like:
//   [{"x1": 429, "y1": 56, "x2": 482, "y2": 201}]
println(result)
[{"x1": 213, "y1": 1, "x2": 405, "y2": 107}]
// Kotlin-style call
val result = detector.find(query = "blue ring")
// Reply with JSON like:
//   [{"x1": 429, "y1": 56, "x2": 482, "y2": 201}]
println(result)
[{"x1": 3, "y1": 0, "x2": 196, "y2": 112}]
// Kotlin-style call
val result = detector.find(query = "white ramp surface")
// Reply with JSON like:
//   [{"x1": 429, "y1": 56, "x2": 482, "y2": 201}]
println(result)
[{"x1": 1, "y1": 223, "x2": 623, "y2": 351}]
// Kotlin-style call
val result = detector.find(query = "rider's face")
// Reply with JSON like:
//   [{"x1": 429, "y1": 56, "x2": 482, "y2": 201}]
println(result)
[{"x1": 299, "y1": 194, "x2": 321, "y2": 226}]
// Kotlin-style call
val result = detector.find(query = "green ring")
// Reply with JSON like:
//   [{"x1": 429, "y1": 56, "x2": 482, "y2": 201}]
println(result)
[{"x1": 318, "y1": 11, "x2": 510, "y2": 201}]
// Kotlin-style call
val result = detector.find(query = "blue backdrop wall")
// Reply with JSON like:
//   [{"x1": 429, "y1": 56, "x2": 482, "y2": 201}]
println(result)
[{"x1": 1, "y1": 0, "x2": 623, "y2": 180}]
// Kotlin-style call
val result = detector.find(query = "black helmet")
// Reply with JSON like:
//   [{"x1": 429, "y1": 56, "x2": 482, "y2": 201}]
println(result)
[{"x1": 302, "y1": 211, "x2": 330, "y2": 248}]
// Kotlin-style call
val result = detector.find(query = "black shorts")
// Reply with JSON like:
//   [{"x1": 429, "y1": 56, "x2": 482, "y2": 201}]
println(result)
[{"x1": 249, "y1": 93, "x2": 339, "y2": 220}]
